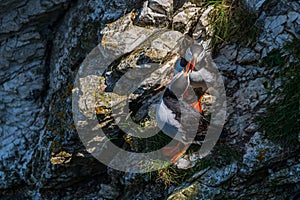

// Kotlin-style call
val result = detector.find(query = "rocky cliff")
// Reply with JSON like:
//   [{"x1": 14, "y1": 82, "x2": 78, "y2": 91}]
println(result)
[{"x1": 0, "y1": 0, "x2": 299, "y2": 199}]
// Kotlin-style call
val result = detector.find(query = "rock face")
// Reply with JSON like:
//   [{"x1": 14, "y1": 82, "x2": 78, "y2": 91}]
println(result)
[
  {"x1": 0, "y1": 0, "x2": 70, "y2": 189},
  {"x1": 0, "y1": 0, "x2": 299, "y2": 199},
  {"x1": 134, "y1": 0, "x2": 173, "y2": 27},
  {"x1": 0, "y1": 0, "x2": 144, "y2": 192},
  {"x1": 243, "y1": 0, "x2": 267, "y2": 13}
]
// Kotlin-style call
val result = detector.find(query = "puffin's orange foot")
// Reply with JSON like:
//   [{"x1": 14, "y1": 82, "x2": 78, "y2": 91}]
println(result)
[
  {"x1": 170, "y1": 151, "x2": 185, "y2": 164},
  {"x1": 170, "y1": 145, "x2": 189, "y2": 164},
  {"x1": 162, "y1": 142, "x2": 183, "y2": 157}
]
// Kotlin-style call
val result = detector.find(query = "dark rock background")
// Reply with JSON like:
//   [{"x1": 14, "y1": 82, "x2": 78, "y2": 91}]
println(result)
[{"x1": 0, "y1": 0, "x2": 299, "y2": 199}]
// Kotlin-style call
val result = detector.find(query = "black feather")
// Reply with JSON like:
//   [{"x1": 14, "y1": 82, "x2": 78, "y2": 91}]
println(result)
[{"x1": 162, "y1": 88, "x2": 209, "y2": 144}]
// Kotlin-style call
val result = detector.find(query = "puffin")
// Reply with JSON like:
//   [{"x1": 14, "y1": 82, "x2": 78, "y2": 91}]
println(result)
[
  {"x1": 173, "y1": 43, "x2": 213, "y2": 113},
  {"x1": 156, "y1": 65, "x2": 209, "y2": 163}
]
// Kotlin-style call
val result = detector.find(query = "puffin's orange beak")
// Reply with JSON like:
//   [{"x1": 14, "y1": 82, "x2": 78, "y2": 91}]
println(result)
[
  {"x1": 186, "y1": 58, "x2": 195, "y2": 73},
  {"x1": 185, "y1": 62, "x2": 190, "y2": 74},
  {"x1": 192, "y1": 55, "x2": 197, "y2": 71},
  {"x1": 184, "y1": 62, "x2": 190, "y2": 76}
]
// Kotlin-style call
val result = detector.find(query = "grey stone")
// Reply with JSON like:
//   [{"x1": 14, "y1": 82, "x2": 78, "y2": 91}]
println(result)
[
  {"x1": 267, "y1": 44, "x2": 277, "y2": 54},
  {"x1": 200, "y1": 6, "x2": 214, "y2": 27},
  {"x1": 270, "y1": 15, "x2": 287, "y2": 30},
  {"x1": 176, "y1": 157, "x2": 194, "y2": 169},
  {"x1": 271, "y1": 25, "x2": 284, "y2": 37},
  {"x1": 275, "y1": 33, "x2": 292, "y2": 47},
  {"x1": 99, "y1": 184, "x2": 120, "y2": 199},
  {"x1": 236, "y1": 66, "x2": 247, "y2": 76},
  {"x1": 134, "y1": 0, "x2": 173, "y2": 27},
  {"x1": 192, "y1": 6, "x2": 213, "y2": 40},
  {"x1": 168, "y1": 163, "x2": 237, "y2": 199},
  {"x1": 230, "y1": 126, "x2": 238, "y2": 133},
  {"x1": 254, "y1": 43, "x2": 264, "y2": 53},
  {"x1": 249, "y1": 100, "x2": 259, "y2": 110},
  {"x1": 243, "y1": 0, "x2": 266, "y2": 13},
  {"x1": 237, "y1": 48, "x2": 260, "y2": 64},
  {"x1": 268, "y1": 163, "x2": 300, "y2": 185},
  {"x1": 241, "y1": 132, "x2": 283, "y2": 175},
  {"x1": 297, "y1": 15, "x2": 300, "y2": 25},
  {"x1": 287, "y1": 11, "x2": 299, "y2": 23},
  {"x1": 173, "y1": 2, "x2": 201, "y2": 32},
  {"x1": 261, "y1": 47, "x2": 268, "y2": 58},
  {"x1": 227, "y1": 79, "x2": 238, "y2": 89},
  {"x1": 220, "y1": 45, "x2": 238, "y2": 61},
  {"x1": 233, "y1": 77, "x2": 266, "y2": 114},
  {"x1": 264, "y1": 17, "x2": 273, "y2": 30}
]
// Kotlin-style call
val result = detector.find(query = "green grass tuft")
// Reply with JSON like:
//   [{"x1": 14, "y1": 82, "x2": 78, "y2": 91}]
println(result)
[
  {"x1": 147, "y1": 145, "x2": 241, "y2": 187},
  {"x1": 200, "y1": 0, "x2": 260, "y2": 53}
]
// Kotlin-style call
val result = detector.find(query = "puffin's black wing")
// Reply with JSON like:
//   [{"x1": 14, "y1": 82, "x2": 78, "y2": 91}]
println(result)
[
  {"x1": 162, "y1": 88, "x2": 182, "y2": 120},
  {"x1": 177, "y1": 99, "x2": 209, "y2": 144},
  {"x1": 162, "y1": 88, "x2": 209, "y2": 144}
]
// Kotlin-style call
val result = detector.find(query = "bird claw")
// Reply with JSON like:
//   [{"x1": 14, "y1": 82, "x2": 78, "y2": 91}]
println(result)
[{"x1": 170, "y1": 145, "x2": 189, "y2": 164}]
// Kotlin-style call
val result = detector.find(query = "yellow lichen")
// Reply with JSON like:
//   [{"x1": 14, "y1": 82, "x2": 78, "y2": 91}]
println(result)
[
  {"x1": 56, "y1": 111, "x2": 65, "y2": 118},
  {"x1": 255, "y1": 148, "x2": 270, "y2": 162},
  {"x1": 50, "y1": 151, "x2": 72, "y2": 165},
  {"x1": 123, "y1": 133, "x2": 134, "y2": 146},
  {"x1": 95, "y1": 106, "x2": 110, "y2": 115}
]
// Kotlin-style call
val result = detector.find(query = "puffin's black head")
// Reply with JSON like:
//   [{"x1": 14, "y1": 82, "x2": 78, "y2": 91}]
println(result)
[
  {"x1": 185, "y1": 44, "x2": 205, "y2": 71},
  {"x1": 190, "y1": 44, "x2": 204, "y2": 56}
]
